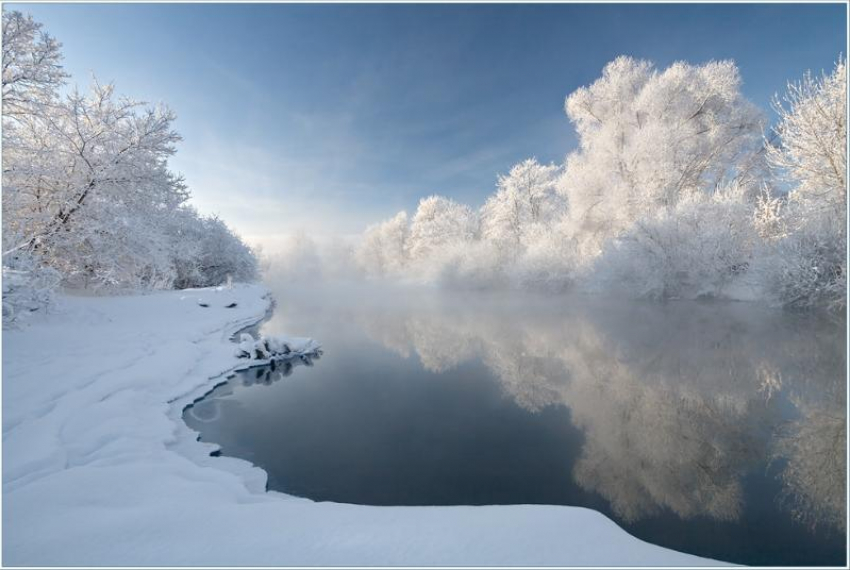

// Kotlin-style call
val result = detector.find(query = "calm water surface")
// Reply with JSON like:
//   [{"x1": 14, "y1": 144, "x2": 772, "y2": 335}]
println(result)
[{"x1": 184, "y1": 282, "x2": 846, "y2": 566}]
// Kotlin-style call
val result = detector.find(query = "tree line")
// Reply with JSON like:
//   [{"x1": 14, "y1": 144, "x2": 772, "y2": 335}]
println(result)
[{"x1": 355, "y1": 55, "x2": 846, "y2": 311}]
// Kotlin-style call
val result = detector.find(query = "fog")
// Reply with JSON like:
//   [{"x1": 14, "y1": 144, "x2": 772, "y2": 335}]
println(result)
[{"x1": 256, "y1": 274, "x2": 846, "y2": 533}]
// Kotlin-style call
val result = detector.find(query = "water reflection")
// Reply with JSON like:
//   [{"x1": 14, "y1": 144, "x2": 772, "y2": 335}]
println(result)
[
  {"x1": 188, "y1": 285, "x2": 846, "y2": 565},
  {"x1": 774, "y1": 381, "x2": 846, "y2": 532},
  {"x1": 187, "y1": 354, "x2": 322, "y2": 425},
  {"x1": 237, "y1": 353, "x2": 321, "y2": 387},
  {"x1": 344, "y1": 292, "x2": 846, "y2": 531}
]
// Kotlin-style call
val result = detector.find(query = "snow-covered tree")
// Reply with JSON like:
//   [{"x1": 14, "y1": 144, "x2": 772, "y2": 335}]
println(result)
[
  {"x1": 347, "y1": 54, "x2": 843, "y2": 305},
  {"x1": 2, "y1": 11, "x2": 258, "y2": 307},
  {"x1": 767, "y1": 59, "x2": 846, "y2": 216},
  {"x1": 406, "y1": 195, "x2": 477, "y2": 263},
  {"x1": 757, "y1": 59, "x2": 847, "y2": 311},
  {"x1": 559, "y1": 56, "x2": 765, "y2": 259},
  {"x1": 510, "y1": 219, "x2": 576, "y2": 292},
  {"x1": 592, "y1": 181, "x2": 758, "y2": 299},
  {"x1": 193, "y1": 215, "x2": 259, "y2": 287},
  {"x1": 435, "y1": 240, "x2": 508, "y2": 290},
  {"x1": 3, "y1": 80, "x2": 188, "y2": 288},
  {"x1": 2, "y1": 10, "x2": 70, "y2": 319},
  {"x1": 162, "y1": 207, "x2": 258, "y2": 288},
  {"x1": 480, "y1": 158, "x2": 563, "y2": 255},
  {"x1": 356, "y1": 211, "x2": 409, "y2": 277},
  {"x1": 2, "y1": 10, "x2": 67, "y2": 118},
  {"x1": 1, "y1": 250, "x2": 61, "y2": 326},
  {"x1": 162, "y1": 205, "x2": 206, "y2": 289}
]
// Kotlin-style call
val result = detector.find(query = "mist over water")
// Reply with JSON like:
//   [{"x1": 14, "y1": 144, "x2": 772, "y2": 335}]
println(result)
[{"x1": 186, "y1": 277, "x2": 846, "y2": 566}]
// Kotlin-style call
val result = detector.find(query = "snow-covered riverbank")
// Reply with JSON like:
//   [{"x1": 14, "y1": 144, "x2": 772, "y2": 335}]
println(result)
[{"x1": 3, "y1": 284, "x2": 724, "y2": 566}]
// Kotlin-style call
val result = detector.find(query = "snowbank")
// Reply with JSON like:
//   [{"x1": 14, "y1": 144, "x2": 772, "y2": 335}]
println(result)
[{"x1": 2, "y1": 284, "x2": 725, "y2": 566}]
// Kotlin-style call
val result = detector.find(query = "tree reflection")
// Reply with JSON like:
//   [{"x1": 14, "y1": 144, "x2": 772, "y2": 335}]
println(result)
[
  {"x1": 351, "y1": 293, "x2": 846, "y2": 528},
  {"x1": 774, "y1": 369, "x2": 846, "y2": 532},
  {"x1": 235, "y1": 353, "x2": 321, "y2": 387}
]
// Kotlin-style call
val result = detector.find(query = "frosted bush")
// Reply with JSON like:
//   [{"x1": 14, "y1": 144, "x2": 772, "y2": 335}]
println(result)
[
  {"x1": 355, "y1": 211, "x2": 409, "y2": 278},
  {"x1": 511, "y1": 223, "x2": 576, "y2": 292},
  {"x1": 591, "y1": 183, "x2": 758, "y2": 299},
  {"x1": 435, "y1": 241, "x2": 508, "y2": 290},
  {"x1": 2, "y1": 252, "x2": 61, "y2": 326},
  {"x1": 754, "y1": 215, "x2": 845, "y2": 311}
]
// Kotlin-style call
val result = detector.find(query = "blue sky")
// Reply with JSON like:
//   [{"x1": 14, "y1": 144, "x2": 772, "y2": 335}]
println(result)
[{"x1": 13, "y1": 2, "x2": 847, "y2": 246}]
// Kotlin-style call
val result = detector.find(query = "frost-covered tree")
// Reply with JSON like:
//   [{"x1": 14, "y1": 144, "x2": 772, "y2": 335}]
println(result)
[
  {"x1": 560, "y1": 56, "x2": 764, "y2": 259},
  {"x1": 1, "y1": 250, "x2": 61, "y2": 325},
  {"x1": 757, "y1": 59, "x2": 847, "y2": 311},
  {"x1": 162, "y1": 205, "x2": 206, "y2": 289},
  {"x1": 356, "y1": 211, "x2": 409, "y2": 277},
  {"x1": 480, "y1": 158, "x2": 563, "y2": 255},
  {"x1": 511, "y1": 218, "x2": 577, "y2": 292},
  {"x1": 2, "y1": 12, "x2": 258, "y2": 309},
  {"x1": 193, "y1": 215, "x2": 259, "y2": 287},
  {"x1": 406, "y1": 195, "x2": 477, "y2": 263},
  {"x1": 2, "y1": 11, "x2": 69, "y2": 319},
  {"x1": 347, "y1": 54, "x2": 844, "y2": 306},
  {"x1": 3, "y1": 81, "x2": 188, "y2": 288},
  {"x1": 767, "y1": 59, "x2": 846, "y2": 215},
  {"x1": 435, "y1": 240, "x2": 508, "y2": 290},
  {"x1": 2, "y1": 10, "x2": 67, "y2": 118}
]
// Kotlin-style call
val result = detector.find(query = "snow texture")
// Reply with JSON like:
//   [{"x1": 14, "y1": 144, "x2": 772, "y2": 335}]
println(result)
[{"x1": 3, "y1": 284, "x2": 725, "y2": 566}]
